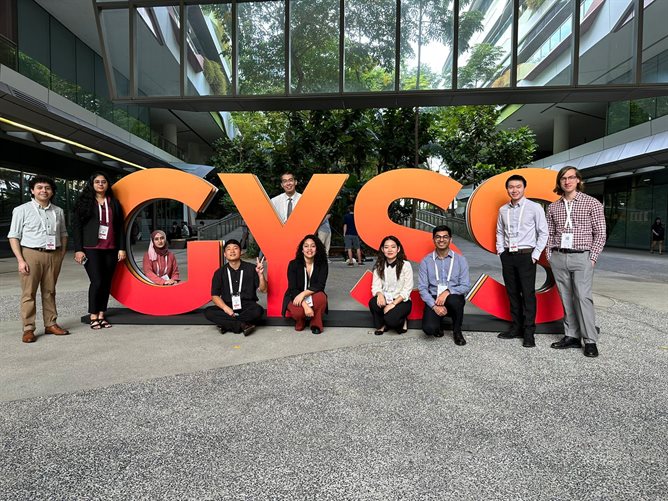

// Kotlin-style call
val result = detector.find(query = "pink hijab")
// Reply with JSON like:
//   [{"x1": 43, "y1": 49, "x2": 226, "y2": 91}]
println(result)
[{"x1": 148, "y1": 230, "x2": 169, "y2": 261}]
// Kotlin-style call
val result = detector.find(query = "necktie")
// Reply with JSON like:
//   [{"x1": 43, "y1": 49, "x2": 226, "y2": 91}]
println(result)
[
  {"x1": 286, "y1": 198, "x2": 293, "y2": 219},
  {"x1": 387, "y1": 261, "x2": 397, "y2": 268}
]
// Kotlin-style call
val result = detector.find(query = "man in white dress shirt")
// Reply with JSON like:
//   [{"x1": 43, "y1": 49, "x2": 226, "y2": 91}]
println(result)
[
  {"x1": 271, "y1": 172, "x2": 302, "y2": 223},
  {"x1": 495, "y1": 174, "x2": 548, "y2": 348}
]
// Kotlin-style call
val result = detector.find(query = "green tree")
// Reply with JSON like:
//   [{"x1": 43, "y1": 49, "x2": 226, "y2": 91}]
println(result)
[
  {"x1": 430, "y1": 106, "x2": 537, "y2": 186},
  {"x1": 458, "y1": 43, "x2": 505, "y2": 88}
]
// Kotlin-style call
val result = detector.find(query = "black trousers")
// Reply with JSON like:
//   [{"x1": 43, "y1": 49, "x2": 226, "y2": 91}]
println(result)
[
  {"x1": 500, "y1": 251, "x2": 537, "y2": 335},
  {"x1": 204, "y1": 302, "x2": 264, "y2": 333},
  {"x1": 421, "y1": 294, "x2": 466, "y2": 336},
  {"x1": 84, "y1": 248, "x2": 117, "y2": 314},
  {"x1": 368, "y1": 298, "x2": 412, "y2": 331}
]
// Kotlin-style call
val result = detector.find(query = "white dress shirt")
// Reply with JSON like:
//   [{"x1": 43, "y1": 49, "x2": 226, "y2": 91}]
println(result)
[
  {"x1": 270, "y1": 192, "x2": 302, "y2": 223},
  {"x1": 495, "y1": 197, "x2": 548, "y2": 261},
  {"x1": 372, "y1": 261, "x2": 414, "y2": 302}
]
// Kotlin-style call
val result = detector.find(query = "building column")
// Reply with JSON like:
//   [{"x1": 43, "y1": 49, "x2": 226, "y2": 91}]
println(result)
[
  {"x1": 553, "y1": 114, "x2": 569, "y2": 154},
  {"x1": 163, "y1": 123, "x2": 178, "y2": 147}
]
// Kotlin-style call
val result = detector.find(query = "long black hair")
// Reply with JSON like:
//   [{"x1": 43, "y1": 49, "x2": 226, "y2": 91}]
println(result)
[
  {"x1": 294, "y1": 234, "x2": 328, "y2": 267},
  {"x1": 73, "y1": 171, "x2": 115, "y2": 223},
  {"x1": 374, "y1": 235, "x2": 406, "y2": 281}
]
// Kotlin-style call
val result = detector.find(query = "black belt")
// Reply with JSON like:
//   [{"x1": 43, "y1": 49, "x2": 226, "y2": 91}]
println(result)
[
  {"x1": 551, "y1": 248, "x2": 586, "y2": 254},
  {"x1": 505, "y1": 247, "x2": 534, "y2": 255},
  {"x1": 24, "y1": 246, "x2": 59, "y2": 252}
]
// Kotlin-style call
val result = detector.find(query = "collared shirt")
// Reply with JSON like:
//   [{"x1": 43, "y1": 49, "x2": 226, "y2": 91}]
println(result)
[
  {"x1": 546, "y1": 191, "x2": 606, "y2": 262},
  {"x1": 271, "y1": 192, "x2": 302, "y2": 223},
  {"x1": 495, "y1": 197, "x2": 549, "y2": 261},
  {"x1": 211, "y1": 261, "x2": 260, "y2": 304},
  {"x1": 418, "y1": 250, "x2": 470, "y2": 308},
  {"x1": 7, "y1": 200, "x2": 67, "y2": 248},
  {"x1": 372, "y1": 260, "x2": 414, "y2": 302}
]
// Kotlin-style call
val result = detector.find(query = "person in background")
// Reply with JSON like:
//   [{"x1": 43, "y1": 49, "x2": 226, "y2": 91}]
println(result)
[
  {"x1": 73, "y1": 171, "x2": 126, "y2": 330},
  {"x1": 283, "y1": 234, "x2": 329, "y2": 334},
  {"x1": 343, "y1": 205, "x2": 363, "y2": 266},
  {"x1": 317, "y1": 213, "x2": 332, "y2": 263},
  {"x1": 8, "y1": 175, "x2": 70, "y2": 343},
  {"x1": 205, "y1": 239, "x2": 266, "y2": 336},
  {"x1": 181, "y1": 221, "x2": 190, "y2": 239},
  {"x1": 369, "y1": 235, "x2": 413, "y2": 336},
  {"x1": 651, "y1": 217, "x2": 664, "y2": 255},
  {"x1": 142, "y1": 230, "x2": 180, "y2": 285}
]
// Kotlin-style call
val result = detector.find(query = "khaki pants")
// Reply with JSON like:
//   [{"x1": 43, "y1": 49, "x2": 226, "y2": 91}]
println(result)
[{"x1": 20, "y1": 248, "x2": 64, "y2": 331}]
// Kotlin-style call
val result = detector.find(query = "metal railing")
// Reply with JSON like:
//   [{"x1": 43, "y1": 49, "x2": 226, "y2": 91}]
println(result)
[
  {"x1": 197, "y1": 213, "x2": 243, "y2": 241},
  {"x1": 401, "y1": 209, "x2": 471, "y2": 241}
]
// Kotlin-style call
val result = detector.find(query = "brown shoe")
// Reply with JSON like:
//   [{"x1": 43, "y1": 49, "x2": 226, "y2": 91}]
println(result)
[
  {"x1": 45, "y1": 324, "x2": 70, "y2": 336},
  {"x1": 22, "y1": 330, "x2": 36, "y2": 343}
]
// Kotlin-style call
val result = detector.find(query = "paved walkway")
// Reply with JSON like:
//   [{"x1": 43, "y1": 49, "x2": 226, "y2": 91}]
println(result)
[{"x1": 1, "y1": 240, "x2": 666, "y2": 499}]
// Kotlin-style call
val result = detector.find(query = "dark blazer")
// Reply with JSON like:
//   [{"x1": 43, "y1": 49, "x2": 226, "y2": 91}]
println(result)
[
  {"x1": 282, "y1": 258, "x2": 328, "y2": 316},
  {"x1": 73, "y1": 197, "x2": 126, "y2": 251}
]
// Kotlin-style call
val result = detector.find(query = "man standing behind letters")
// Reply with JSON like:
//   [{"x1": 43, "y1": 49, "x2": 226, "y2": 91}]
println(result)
[
  {"x1": 496, "y1": 174, "x2": 548, "y2": 348},
  {"x1": 8, "y1": 175, "x2": 70, "y2": 343},
  {"x1": 547, "y1": 166, "x2": 606, "y2": 358},
  {"x1": 271, "y1": 172, "x2": 301, "y2": 223}
]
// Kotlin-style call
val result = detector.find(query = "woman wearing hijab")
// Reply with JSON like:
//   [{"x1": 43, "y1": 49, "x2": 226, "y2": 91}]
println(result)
[
  {"x1": 73, "y1": 171, "x2": 126, "y2": 329},
  {"x1": 369, "y1": 235, "x2": 413, "y2": 335},
  {"x1": 143, "y1": 230, "x2": 180, "y2": 285}
]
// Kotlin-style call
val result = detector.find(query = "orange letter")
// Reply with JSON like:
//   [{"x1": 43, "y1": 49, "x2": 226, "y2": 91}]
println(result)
[
  {"x1": 219, "y1": 173, "x2": 347, "y2": 317},
  {"x1": 351, "y1": 169, "x2": 462, "y2": 318},
  {"x1": 111, "y1": 168, "x2": 220, "y2": 315},
  {"x1": 466, "y1": 168, "x2": 563, "y2": 322}
]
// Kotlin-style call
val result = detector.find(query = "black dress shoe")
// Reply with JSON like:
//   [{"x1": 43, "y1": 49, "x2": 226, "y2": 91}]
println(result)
[
  {"x1": 453, "y1": 332, "x2": 467, "y2": 346},
  {"x1": 396, "y1": 328, "x2": 407, "y2": 334},
  {"x1": 218, "y1": 326, "x2": 227, "y2": 335},
  {"x1": 241, "y1": 323, "x2": 256, "y2": 337},
  {"x1": 523, "y1": 334, "x2": 536, "y2": 348},
  {"x1": 374, "y1": 329, "x2": 384, "y2": 336},
  {"x1": 550, "y1": 336, "x2": 581, "y2": 349},
  {"x1": 584, "y1": 343, "x2": 599, "y2": 358},
  {"x1": 498, "y1": 331, "x2": 522, "y2": 339},
  {"x1": 433, "y1": 330, "x2": 444, "y2": 338},
  {"x1": 311, "y1": 327, "x2": 322, "y2": 335}
]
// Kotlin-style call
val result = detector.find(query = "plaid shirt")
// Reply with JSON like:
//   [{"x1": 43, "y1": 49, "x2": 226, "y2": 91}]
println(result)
[{"x1": 546, "y1": 192, "x2": 606, "y2": 262}]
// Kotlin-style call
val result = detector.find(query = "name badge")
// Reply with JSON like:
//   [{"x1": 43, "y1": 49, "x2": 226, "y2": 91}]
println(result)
[
  {"x1": 231, "y1": 294, "x2": 242, "y2": 311},
  {"x1": 98, "y1": 225, "x2": 109, "y2": 240},
  {"x1": 508, "y1": 237, "x2": 519, "y2": 253},
  {"x1": 45, "y1": 235, "x2": 56, "y2": 250},
  {"x1": 304, "y1": 295, "x2": 314, "y2": 307},
  {"x1": 437, "y1": 284, "x2": 448, "y2": 296},
  {"x1": 560, "y1": 233, "x2": 574, "y2": 249},
  {"x1": 160, "y1": 274, "x2": 170, "y2": 281},
  {"x1": 384, "y1": 293, "x2": 394, "y2": 303}
]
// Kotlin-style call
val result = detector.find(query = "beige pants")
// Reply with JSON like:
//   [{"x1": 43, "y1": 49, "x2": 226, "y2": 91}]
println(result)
[{"x1": 20, "y1": 247, "x2": 64, "y2": 331}]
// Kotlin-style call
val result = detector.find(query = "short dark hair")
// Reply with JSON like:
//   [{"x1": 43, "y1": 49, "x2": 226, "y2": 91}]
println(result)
[
  {"x1": 554, "y1": 166, "x2": 583, "y2": 195},
  {"x1": 432, "y1": 225, "x2": 452, "y2": 237},
  {"x1": 505, "y1": 174, "x2": 527, "y2": 188},
  {"x1": 29, "y1": 175, "x2": 56, "y2": 198}
]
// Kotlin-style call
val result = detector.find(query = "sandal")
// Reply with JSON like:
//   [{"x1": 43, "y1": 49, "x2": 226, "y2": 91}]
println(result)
[
  {"x1": 98, "y1": 319, "x2": 112, "y2": 328},
  {"x1": 90, "y1": 319, "x2": 102, "y2": 330}
]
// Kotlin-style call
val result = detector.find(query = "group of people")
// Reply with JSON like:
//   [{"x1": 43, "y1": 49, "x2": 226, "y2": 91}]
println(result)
[{"x1": 9, "y1": 166, "x2": 607, "y2": 357}]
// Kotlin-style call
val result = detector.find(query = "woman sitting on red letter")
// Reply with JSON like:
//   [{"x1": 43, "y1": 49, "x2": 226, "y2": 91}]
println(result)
[{"x1": 142, "y1": 230, "x2": 180, "y2": 285}]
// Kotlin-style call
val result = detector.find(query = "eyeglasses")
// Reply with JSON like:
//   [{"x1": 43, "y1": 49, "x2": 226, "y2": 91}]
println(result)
[
  {"x1": 281, "y1": 178, "x2": 295, "y2": 184},
  {"x1": 561, "y1": 176, "x2": 578, "y2": 182},
  {"x1": 434, "y1": 235, "x2": 451, "y2": 240}
]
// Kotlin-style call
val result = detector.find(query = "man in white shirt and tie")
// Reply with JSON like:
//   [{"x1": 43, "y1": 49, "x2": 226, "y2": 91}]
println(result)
[
  {"x1": 271, "y1": 172, "x2": 301, "y2": 223},
  {"x1": 495, "y1": 174, "x2": 548, "y2": 348}
]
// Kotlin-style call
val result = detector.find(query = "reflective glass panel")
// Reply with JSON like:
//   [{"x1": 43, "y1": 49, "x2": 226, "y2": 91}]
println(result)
[
  {"x1": 100, "y1": 9, "x2": 130, "y2": 97},
  {"x1": 578, "y1": 0, "x2": 632, "y2": 85},
  {"x1": 517, "y1": 0, "x2": 572, "y2": 87},
  {"x1": 457, "y1": 0, "x2": 512, "y2": 89},
  {"x1": 50, "y1": 19, "x2": 77, "y2": 102},
  {"x1": 238, "y1": 1, "x2": 285, "y2": 95},
  {"x1": 136, "y1": 6, "x2": 180, "y2": 96},
  {"x1": 400, "y1": 0, "x2": 453, "y2": 90},
  {"x1": 17, "y1": 0, "x2": 50, "y2": 87},
  {"x1": 290, "y1": 0, "x2": 339, "y2": 94},
  {"x1": 642, "y1": 0, "x2": 668, "y2": 83},
  {"x1": 344, "y1": 0, "x2": 396, "y2": 92},
  {"x1": 187, "y1": 4, "x2": 232, "y2": 96}
]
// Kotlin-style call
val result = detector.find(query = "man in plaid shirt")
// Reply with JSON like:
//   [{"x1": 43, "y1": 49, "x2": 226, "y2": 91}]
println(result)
[{"x1": 547, "y1": 166, "x2": 606, "y2": 357}]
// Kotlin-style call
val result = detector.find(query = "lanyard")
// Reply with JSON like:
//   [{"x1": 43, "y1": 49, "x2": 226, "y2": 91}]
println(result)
[
  {"x1": 226, "y1": 267, "x2": 244, "y2": 296},
  {"x1": 156, "y1": 255, "x2": 168, "y2": 276},
  {"x1": 433, "y1": 251, "x2": 455, "y2": 285},
  {"x1": 303, "y1": 264, "x2": 314, "y2": 291},
  {"x1": 564, "y1": 199, "x2": 574, "y2": 230},
  {"x1": 98, "y1": 199, "x2": 110, "y2": 225},
  {"x1": 505, "y1": 201, "x2": 526, "y2": 237},
  {"x1": 31, "y1": 201, "x2": 54, "y2": 235}
]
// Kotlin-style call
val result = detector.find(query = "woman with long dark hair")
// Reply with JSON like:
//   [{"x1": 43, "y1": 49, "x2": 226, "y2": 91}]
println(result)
[
  {"x1": 369, "y1": 235, "x2": 413, "y2": 335},
  {"x1": 73, "y1": 172, "x2": 126, "y2": 329},
  {"x1": 283, "y1": 234, "x2": 329, "y2": 334},
  {"x1": 651, "y1": 217, "x2": 664, "y2": 255}
]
